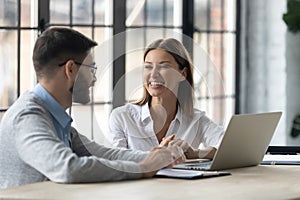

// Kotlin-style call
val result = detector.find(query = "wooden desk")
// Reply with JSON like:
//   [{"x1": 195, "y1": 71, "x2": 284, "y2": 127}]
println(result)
[{"x1": 1, "y1": 165, "x2": 300, "y2": 200}]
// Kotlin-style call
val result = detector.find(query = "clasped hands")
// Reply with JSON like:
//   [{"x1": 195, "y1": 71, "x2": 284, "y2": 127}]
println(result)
[
  {"x1": 160, "y1": 134, "x2": 216, "y2": 160},
  {"x1": 140, "y1": 134, "x2": 216, "y2": 178},
  {"x1": 140, "y1": 137, "x2": 186, "y2": 178}
]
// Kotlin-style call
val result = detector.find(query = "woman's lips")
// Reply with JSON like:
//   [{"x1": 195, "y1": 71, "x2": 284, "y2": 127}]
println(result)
[{"x1": 149, "y1": 81, "x2": 165, "y2": 87}]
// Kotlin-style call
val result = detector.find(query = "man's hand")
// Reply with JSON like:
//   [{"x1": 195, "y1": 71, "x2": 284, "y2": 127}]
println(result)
[{"x1": 139, "y1": 146, "x2": 185, "y2": 178}]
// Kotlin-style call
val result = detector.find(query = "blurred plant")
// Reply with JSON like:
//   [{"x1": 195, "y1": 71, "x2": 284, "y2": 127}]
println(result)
[{"x1": 283, "y1": 0, "x2": 300, "y2": 33}]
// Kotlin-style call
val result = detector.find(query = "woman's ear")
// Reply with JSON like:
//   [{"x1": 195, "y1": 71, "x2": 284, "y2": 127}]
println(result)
[{"x1": 180, "y1": 67, "x2": 188, "y2": 81}]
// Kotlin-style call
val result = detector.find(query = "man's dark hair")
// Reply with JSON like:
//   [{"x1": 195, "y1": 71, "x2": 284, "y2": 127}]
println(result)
[{"x1": 32, "y1": 27, "x2": 98, "y2": 78}]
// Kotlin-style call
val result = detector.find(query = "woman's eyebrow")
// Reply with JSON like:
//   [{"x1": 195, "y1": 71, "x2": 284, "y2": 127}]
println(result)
[
  {"x1": 144, "y1": 60, "x2": 172, "y2": 64},
  {"x1": 159, "y1": 61, "x2": 172, "y2": 64}
]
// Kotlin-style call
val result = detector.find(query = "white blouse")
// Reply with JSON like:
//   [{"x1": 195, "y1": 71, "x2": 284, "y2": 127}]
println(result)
[{"x1": 108, "y1": 103, "x2": 224, "y2": 151}]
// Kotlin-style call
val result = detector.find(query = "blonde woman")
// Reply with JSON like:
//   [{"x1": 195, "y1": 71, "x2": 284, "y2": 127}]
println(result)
[{"x1": 109, "y1": 38, "x2": 224, "y2": 159}]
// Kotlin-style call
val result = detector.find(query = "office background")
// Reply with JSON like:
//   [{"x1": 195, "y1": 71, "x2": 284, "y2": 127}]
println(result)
[{"x1": 0, "y1": 0, "x2": 298, "y2": 146}]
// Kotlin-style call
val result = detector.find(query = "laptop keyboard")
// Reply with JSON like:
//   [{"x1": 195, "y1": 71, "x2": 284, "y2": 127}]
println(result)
[{"x1": 173, "y1": 161, "x2": 213, "y2": 171}]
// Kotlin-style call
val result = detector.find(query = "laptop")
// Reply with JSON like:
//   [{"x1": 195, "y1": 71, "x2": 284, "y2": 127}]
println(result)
[{"x1": 173, "y1": 112, "x2": 282, "y2": 171}]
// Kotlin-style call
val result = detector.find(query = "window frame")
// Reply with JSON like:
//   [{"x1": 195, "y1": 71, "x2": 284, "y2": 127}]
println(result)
[{"x1": 0, "y1": 0, "x2": 240, "y2": 133}]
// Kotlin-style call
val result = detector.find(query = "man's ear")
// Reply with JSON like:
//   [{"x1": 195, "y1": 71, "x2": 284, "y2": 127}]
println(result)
[{"x1": 65, "y1": 60, "x2": 77, "y2": 80}]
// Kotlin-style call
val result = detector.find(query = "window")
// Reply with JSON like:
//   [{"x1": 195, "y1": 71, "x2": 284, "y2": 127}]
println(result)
[
  {"x1": 0, "y1": 0, "x2": 238, "y2": 145},
  {"x1": 0, "y1": 0, "x2": 38, "y2": 112},
  {"x1": 124, "y1": 0, "x2": 237, "y2": 126},
  {"x1": 193, "y1": 0, "x2": 237, "y2": 125}
]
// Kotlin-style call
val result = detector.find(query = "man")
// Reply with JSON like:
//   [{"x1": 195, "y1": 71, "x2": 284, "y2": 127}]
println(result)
[{"x1": 0, "y1": 27, "x2": 184, "y2": 189}]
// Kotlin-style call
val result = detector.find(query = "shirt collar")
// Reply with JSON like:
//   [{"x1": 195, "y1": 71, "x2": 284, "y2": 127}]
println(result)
[
  {"x1": 141, "y1": 102, "x2": 151, "y2": 122},
  {"x1": 141, "y1": 102, "x2": 183, "y2": 123},
  {"x1": 175, "y1": 105, "x2": 183, "y2": 123},
  {"x1": 32, "y1": 83, "x2": 72, "y2": 128}
]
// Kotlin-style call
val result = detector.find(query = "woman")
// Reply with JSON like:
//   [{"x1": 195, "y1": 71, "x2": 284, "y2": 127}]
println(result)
[{"x1": 109, "y1": 38, "x2": 224, "y2": 159}]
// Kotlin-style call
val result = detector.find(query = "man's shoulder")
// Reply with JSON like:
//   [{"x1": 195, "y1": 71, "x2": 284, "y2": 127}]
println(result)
[
  {"x1": 2, "y1": 91, "x2": 48, "y2": 121},
  {"x1": 0, "y1": 91, "x2": 51, "y2": 135},
  {"x1": 14, "y1": 91, "x2": 45, "y2": 111}
]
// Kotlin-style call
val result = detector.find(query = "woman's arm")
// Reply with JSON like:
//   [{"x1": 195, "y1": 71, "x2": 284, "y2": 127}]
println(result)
[{"x1": 108, "y1": 108, "x2": 129, "y2": 148}]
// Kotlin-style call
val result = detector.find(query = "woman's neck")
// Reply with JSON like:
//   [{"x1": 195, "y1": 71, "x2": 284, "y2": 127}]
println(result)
[
  {"x1": 149, "y1": 96, "x2": 178, "y2": 143},
  {"x1": 150, "y1": 97, "x2": 177, "y2": 120}
]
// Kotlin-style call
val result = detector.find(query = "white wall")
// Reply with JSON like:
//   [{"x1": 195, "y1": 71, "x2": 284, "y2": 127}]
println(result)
[
  {"x1": 240, "y1": 0, "x2": 287, "y2": 145},
  {"x1": 286, "y1": 32, "x2": 300, "y2": 145}
]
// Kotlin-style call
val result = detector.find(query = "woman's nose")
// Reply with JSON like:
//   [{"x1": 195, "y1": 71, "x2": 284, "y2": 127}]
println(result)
[{"x1": 150, "y1": 65, "x2": 160, "y2": 77}]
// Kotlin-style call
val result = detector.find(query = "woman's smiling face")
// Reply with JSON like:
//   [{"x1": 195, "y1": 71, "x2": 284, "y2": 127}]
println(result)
[{"x1": 143, "y1": 49, "x2": 186, "y2": 98}]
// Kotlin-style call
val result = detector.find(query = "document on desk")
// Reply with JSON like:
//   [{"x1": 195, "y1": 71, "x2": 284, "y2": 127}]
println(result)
[
  {"x1": 155, "y1": 168, "x2": 231, "y2": 179},
  {"x1": 261, "y1": 154, "x2": 300, "y2": 165}
]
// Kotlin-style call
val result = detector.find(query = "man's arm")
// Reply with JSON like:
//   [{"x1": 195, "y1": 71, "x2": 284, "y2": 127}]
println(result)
[
  {"x1": 71, "y1": 127, "x2": 148, "y2": 162},
  {"x1": 14, "y1": 109, "x2": 143, "y2": 183}
]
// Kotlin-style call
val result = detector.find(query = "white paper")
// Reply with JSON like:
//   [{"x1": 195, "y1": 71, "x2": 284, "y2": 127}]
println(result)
[
  {"x1": 263, "y1": 154, "x2": 300, "y2": 162},
  {"x1": 156, "y1": 168, "x2": 225, "y2": 178}
]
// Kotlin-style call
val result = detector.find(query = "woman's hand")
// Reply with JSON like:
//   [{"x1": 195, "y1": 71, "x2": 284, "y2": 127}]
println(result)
[
  {"x1": 167, "y1": 138, "x2": 217, "y2": 159},
  {"x1": 168, "y1": 139, "x2": 199, "y2": 159},
  {"x1": 159, "y1": 134, "x2": 217, "y2": 159},
  {"x1": 159, "y1": 134, "x2": 175, "y2": 147}
]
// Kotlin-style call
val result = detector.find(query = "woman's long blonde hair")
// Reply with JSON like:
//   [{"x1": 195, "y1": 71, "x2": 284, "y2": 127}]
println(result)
[{"x1": 134, "y1": 38, "x2": 194, "y2": 117}]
